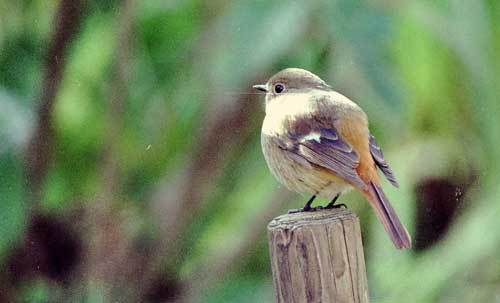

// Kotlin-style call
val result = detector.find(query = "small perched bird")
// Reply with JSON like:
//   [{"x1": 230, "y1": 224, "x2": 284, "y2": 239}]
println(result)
[{"x1": 254, "y1": 68, "x2": 411, "y2": 249}]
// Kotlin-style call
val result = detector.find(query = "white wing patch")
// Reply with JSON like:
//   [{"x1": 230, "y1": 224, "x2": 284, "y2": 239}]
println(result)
[{"x1": 301, "y1": 132, "x2": 321, "y2": 143}]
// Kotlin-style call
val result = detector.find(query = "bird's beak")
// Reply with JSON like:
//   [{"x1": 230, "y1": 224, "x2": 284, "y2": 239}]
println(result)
[{"x1": 253, "y1": 84, "x2": 268, "y2": 92}]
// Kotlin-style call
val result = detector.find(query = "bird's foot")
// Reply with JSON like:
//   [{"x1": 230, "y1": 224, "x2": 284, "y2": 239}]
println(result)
[
  {"x1": 325, "y1": 203, "x2": 347, "y2": 209},
  {"x1": 324, "y1": 194, "x2": 346, "y2": 209},
  {"x1": 288, "y1": 205, "x2": 324, "y2": 214}
]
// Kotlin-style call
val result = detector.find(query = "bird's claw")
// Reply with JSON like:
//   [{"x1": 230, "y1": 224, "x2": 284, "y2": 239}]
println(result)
[
  {"x1": 288, "y1": 205, "x2": 324, "y2": 214},
  {"x1": 325, "y1": 203, "x2": 347, "y2": 209}
]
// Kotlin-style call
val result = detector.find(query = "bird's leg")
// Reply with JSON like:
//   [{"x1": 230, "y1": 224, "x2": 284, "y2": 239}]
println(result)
[
  {"x1": 288, "y1": 195, "x2": 317, "y2": 213},
  {"x1": 325, "y1": 194, "x2": 347, "y2": 209},
  {"x1": 302, "y1": 195, "x2": 316, "y2": 211}
]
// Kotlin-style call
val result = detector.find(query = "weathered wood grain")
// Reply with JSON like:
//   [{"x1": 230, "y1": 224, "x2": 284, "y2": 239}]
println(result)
[{"x1": 268, "y1": 208, "x2": 369, "y2": 303}]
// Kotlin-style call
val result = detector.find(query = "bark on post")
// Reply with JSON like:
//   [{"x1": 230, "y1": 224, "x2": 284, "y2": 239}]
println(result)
[{"x1": 267, "y1": 208, "x2": 369, "y2": 303}]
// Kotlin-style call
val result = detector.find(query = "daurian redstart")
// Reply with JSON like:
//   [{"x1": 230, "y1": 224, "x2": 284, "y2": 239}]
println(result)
[{"x1": 254, "y1": 68, "x2": 411, "y2": 249}]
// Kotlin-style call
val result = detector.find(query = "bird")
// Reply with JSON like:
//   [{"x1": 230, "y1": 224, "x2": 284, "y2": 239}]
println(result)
[{"x1": 253, "y1": 68, "x2": 411, "y2": 249}]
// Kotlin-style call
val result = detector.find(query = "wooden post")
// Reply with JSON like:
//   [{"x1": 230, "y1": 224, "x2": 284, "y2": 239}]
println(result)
[{"x1": 267, "y1": 208, "x2": 369, "y2": 303}]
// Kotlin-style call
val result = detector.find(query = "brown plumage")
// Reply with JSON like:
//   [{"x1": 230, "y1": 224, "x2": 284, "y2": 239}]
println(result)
[{"x1": 255, "y1": 68, "x2": 411, "y2": 249}]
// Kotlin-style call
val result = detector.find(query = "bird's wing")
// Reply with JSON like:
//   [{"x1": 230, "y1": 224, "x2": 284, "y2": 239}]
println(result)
[
  {"x1": 369, "y1": 134, "x2": 399, "y2": 187},
  {"x1": 279, "y1": 125, "x2": 367, "y2": 189}
]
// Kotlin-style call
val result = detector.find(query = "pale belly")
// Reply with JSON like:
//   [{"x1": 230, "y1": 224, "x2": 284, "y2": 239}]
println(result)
[{"x1": 261, "y1": 134, "x2": 352, "y2": 199}]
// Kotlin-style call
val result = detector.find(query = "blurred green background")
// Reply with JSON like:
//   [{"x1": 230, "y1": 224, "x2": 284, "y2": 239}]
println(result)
[{"x1": 1, "y1": 0, "x2": 499, "y2": 302}]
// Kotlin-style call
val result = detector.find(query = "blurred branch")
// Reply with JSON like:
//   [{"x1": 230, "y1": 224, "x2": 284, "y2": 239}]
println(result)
[
  {"x1": 100, "y1": 0, "x2": 134, "y2": 200},
  {"x1": 82, "y1": 0, "x2": 142, "y2": 302},
  {"x1": 25, "y1": 0, "x2": 84, "y2": 205},
  {"x1": 150, "y1": 89, "x2": 261, "y2": 268}
]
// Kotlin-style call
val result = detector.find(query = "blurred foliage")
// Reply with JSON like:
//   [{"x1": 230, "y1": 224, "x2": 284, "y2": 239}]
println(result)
[{"x1": 0, "y1": 0, "x2": 499, "y2": 302}]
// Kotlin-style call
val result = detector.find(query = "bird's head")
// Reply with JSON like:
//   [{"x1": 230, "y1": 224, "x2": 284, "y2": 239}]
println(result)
[{"x1": 253, "y1": 68, "x2": 332, "y2": 104}]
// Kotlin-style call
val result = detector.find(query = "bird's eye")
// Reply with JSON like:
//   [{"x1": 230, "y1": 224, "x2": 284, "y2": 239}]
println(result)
[{"x1": 274, "y1": 83, "x2": 285, "y2": 94}]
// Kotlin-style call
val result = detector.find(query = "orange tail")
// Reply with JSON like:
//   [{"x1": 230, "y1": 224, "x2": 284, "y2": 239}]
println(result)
[{"x1": 363, "y1": 182, "x2": 411, "y2": 249}]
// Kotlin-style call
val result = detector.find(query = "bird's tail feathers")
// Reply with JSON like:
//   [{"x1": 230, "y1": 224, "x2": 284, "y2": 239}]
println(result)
[{"x1": 363, "y1": 182, "x2": 411, "y2": 249}]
